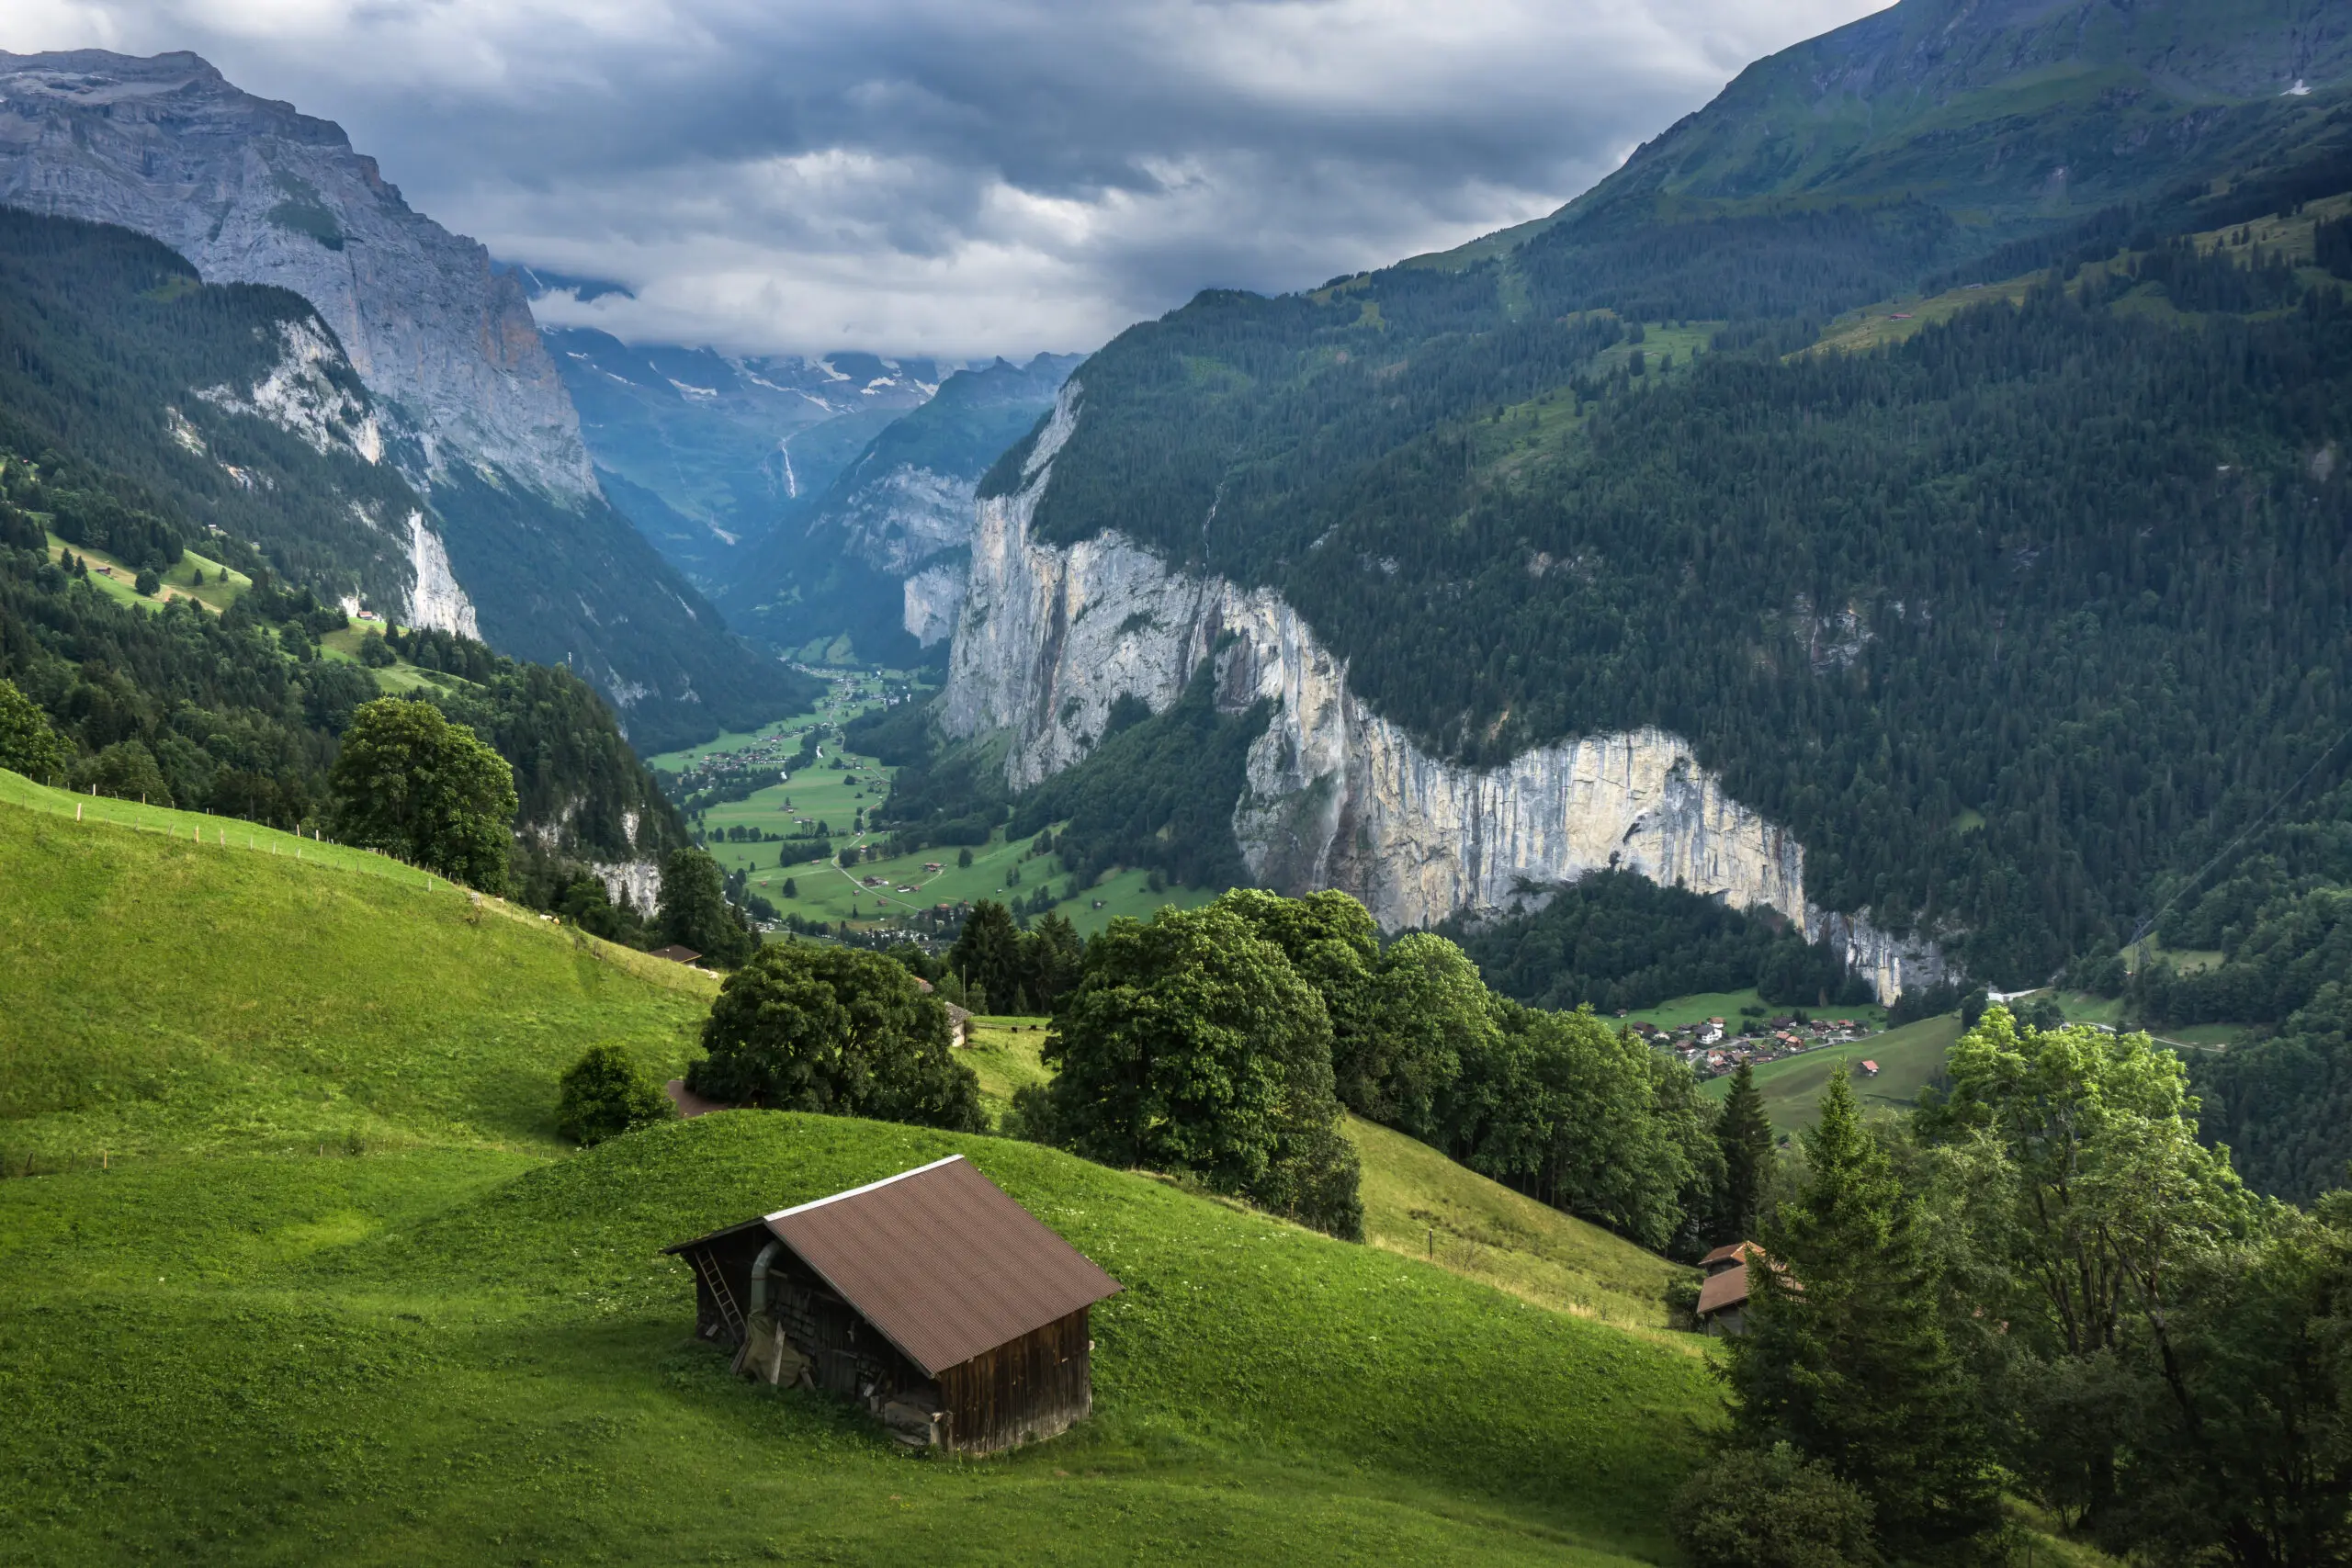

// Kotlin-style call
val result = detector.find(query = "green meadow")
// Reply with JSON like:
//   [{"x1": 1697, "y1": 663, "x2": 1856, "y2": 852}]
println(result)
[
  {"x1": 1699, "y1": 1016, "x2": 1965, "y2": 1135},
  {"x1": 0, "y1": 773, "x2": 1724, "y2": 1565}
]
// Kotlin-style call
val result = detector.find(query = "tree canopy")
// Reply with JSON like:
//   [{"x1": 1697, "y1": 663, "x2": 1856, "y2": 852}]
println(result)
[
  {"x1": 327, "y1": 697, "x2": 517, "y2": 891},
  {"x1": 688, "y1": 942, "x2": 982, "y2": 1132},
  {"x1": 1038, "y1": 903, "x2": 1362, "y2": 1238}
]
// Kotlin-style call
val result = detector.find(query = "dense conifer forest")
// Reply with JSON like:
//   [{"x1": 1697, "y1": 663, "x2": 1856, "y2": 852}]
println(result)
[{"x1": 986, "y1": 231, "x2": 2352, "y2": 987}]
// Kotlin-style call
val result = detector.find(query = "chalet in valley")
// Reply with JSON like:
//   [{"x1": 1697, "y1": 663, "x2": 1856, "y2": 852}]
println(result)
[{"x1": 664, "y1": 1155, "x2": 1123, "y2": 1452}]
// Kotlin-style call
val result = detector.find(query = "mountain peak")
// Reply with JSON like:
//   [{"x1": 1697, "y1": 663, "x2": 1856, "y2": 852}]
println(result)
[{"x1": 0, "y1": 48, "x2": 594, "y2": 501}]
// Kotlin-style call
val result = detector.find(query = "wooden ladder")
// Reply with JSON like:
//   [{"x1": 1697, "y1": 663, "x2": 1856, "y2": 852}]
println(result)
[{"x1": 691, "y1": 1249, "x2": 747, "y2": 1342}]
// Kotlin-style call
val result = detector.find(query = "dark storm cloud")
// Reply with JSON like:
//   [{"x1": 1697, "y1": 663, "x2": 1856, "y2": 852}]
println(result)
[{"x1": 19, "y1": 0, "x2": 1888, "y2": 355}]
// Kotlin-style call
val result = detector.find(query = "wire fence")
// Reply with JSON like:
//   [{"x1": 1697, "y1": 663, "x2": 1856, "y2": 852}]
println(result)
[{"x1": 3, "y1": 769, "x2": 461, "y2": 897}]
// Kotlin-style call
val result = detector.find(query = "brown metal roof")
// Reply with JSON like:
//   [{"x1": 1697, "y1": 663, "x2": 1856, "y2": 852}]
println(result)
[
  {"x1": 677, "y1": 1156, "x2": 1122, "y2": 1376},
  {"x1": 1697, "y1": 1266, "x2": 1752, "y2": 1316}
]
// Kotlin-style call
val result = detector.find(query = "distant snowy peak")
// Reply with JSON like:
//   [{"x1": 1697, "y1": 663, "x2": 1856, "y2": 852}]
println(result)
[
  {"x1": 538, "y1": 325, "x2": 944, "y2": 417},
  {"x1": 0, "y1": 49, "x2": 596, "y2": 502}
]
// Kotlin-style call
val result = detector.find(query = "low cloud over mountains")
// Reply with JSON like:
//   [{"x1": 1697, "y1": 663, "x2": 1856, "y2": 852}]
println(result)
[{"x1": 17, "y1": 0, "x2": 1885, "y2": 357}]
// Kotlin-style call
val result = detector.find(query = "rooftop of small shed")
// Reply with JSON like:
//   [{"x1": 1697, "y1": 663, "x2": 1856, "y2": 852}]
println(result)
[{"x1": 665, "y1": 1155, "x2": 1122, "y2": 1375}]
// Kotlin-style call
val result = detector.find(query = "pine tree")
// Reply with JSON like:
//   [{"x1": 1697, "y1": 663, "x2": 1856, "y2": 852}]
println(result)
[
  {"x1": 1713, "y1": 1060, "x2": 1774, "y2": 1246},
  {"x1": 1727, "y1": 1069, "x2": 1996, "y2": 1554}
]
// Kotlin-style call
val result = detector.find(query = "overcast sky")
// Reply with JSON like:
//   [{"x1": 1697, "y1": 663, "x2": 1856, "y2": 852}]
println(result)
[{"x1": 15, "y1": 0, "x2": 1887, "y2": 359}]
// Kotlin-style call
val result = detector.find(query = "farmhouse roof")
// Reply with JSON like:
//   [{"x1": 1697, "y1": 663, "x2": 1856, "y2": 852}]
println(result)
[
  {"x1": 1697, "y1": 1267, "x2": 1752, "y2": 1316},
  {"x1": 1697, "y1": 1244, "x2": 1798, "y2": 1317},
  {"x1": 650, "y1": 945, "x2": 702, "y2": 964},
  {"x1": 1701, "y1": 1241, "x2": 1757, "y2": 1269},
  {"x1": 664, "y1": 1156, "x2": 1121, "y2": 1376}
]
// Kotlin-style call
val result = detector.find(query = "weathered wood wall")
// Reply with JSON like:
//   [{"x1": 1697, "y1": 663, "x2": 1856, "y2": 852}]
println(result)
[
  {"x1": 682, "y1": 1239, "x2": 1098, "y2": 1454},
  {"x1": 936, "y1": 1306, "x2": 1093, "y2": 1455}
]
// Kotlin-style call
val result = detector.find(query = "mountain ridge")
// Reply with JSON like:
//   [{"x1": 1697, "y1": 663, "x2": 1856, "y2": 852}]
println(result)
[
  {"x1": 926, "y1": 0, "x2": 2352, "y2": 997},
  {"x1": 0, "y1": 50, "x2": 813, "y2": 750}
]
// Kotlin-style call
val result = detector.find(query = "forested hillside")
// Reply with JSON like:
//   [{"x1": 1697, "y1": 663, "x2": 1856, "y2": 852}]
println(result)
[
  {"x1": 979, "y1": 177, "x2": 2352, "y2": 991},
  {"x1": 0, "y1": 209, "x2": 687, "y2": 898},
  {"x1": 0, "y1": 209, "x2": 418, "y2": 607}
]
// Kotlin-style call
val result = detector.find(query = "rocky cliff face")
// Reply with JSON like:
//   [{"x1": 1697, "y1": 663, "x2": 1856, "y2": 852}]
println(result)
[
  {"x1": 0, "y1": 50, "x2": 594, "y2": 501},
  {"x1": 944, "y1": 383, "x2": 1952, "y2": 1002},
  {"x1": 0, "y1": 51, "x2": 808, "y2": 751},
  {"x1": 746, "y1": 354, "x2": 1078, "y2": 655}
]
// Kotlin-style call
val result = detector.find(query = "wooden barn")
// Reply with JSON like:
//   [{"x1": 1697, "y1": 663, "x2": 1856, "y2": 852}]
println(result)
[{"x1": 663, "y1": 1155, "x2": 1123, "y2": 1453}]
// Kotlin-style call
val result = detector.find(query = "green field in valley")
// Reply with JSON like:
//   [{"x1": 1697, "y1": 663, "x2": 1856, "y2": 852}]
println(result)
[
  {"x1": 1700, "y1": 1015, "x2": 1965, "y2": 1136},
  {"x1": 1617, "y1": 987, "x2": 1888, "y2": 1034},
  {"x1": 0, "y1": 772, "x2": 1725, "y2": 1564},
  {"x1": 654, "y1": 672, "x2": 1223, "y2": 938}
]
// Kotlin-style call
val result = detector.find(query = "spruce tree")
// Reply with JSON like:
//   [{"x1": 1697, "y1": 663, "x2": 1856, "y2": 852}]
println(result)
[
  {"x1": 1713, "y1": 1060, "x2": 1774, "y2": 1245},
  {"x1": 1727, "y1": 1069, "x2": 1996, "y2": 1554}
]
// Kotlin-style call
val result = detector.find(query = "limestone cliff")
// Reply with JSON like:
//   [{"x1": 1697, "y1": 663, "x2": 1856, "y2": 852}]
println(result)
[
  {"x1": 0, "y1": 50, "x2": 594, "y2": 501},
  {"x1": 944, "y1": 383, "x2": 1953, "y2": 1002}
]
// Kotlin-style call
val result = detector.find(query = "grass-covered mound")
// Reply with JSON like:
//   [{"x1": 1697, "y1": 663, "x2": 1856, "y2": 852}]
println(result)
[
  {"x1": 0, "y1": 1113, "x2": 1717, "y2": 1565},
  {"x1": 0, "y1": 770, "x2": 1724, "y2": 1562},
  {"x1": 0, "y1": 775, "x2": 711, "y2": 1163}
]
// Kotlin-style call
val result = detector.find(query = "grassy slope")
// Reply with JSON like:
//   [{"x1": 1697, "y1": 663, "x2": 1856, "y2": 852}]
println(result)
[
  {"x1": 0, "y1": 774, "x2": 1721, "y2": 1564},
  {"x1": 1350, "y1": 1116, "x2": 1691, "y2": 1335},
  {"x1": 956, "y1": 1021, "x2": 1694, "y2": 1332},
  {"x1": 0, "y1": 773, "x2": 713, "y2": 1162},
  {"x1": 1701, "y1": 1015, "x2": 1966, "y2": 1135}
]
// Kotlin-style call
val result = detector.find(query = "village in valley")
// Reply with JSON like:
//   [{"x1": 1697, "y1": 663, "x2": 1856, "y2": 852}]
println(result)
[{"x1": 1640, "y1": 1010, "x2": 1883, "y2": 1081}]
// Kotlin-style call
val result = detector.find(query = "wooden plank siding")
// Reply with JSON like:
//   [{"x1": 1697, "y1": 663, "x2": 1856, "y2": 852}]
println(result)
[
  {"x1": 679, "y1": 1235, "x2": 1096, "y2": 1453},
  {"x1": 937, "y1": 1306, "x2": 1093, "y2": 1455}
]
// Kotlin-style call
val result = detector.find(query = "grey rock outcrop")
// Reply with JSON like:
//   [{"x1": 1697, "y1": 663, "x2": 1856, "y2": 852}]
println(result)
[
  {"x1": 944, "y1": 383, "x2": 1954, "y2": 1002},
  {"x1": 0, "y1": 49, "x2": 594, "y2": 502}
]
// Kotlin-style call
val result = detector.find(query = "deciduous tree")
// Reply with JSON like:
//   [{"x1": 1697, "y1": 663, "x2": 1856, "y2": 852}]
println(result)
[
  {"x1": 329, "y1": 697, "x2": 515, "y2": 890},
  {"x1": 688, "y1": 942, "x2": 982, "y2": 1131},
  {"x1": 1043, "y1": 905, "x2": 1361, "y2": 1238}
]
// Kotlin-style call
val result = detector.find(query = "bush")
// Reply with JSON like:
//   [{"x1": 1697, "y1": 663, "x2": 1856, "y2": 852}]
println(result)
[
  {"x1": 1670, "y1": 1444, "x2": 1879, "y2": 1568},
  {"x1": 357, "y1": 631, "x2": 397, "y2": 668},
  {"x1": 0, "y1": 677, "x2": 72, "y2": 783},
  {"x1": 554, "y1": 1043, "x2": 674, "y2": 1145},
  {"x1": 687, "y1": 942, "x2": 983, "y2": 1131},
  {"x1": 133, "y1": 567, "x2": 161, "y2": 596}
]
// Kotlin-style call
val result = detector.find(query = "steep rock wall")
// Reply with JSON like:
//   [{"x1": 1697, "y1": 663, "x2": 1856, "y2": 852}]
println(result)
[
  {"x1": 944, "y1": 383, "x2": 1953, "y2": 1002},
  {"x1": 0, "y1": 49, "x2": 594, "y2": 501}
]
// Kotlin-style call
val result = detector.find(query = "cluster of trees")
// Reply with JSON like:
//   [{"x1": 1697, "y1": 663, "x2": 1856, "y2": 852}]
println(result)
[
  {"x1": 1682, "y1": 1008, "x2": 2352, "y2": 1568},
  {"x1": 1011, "y1": 891, "x2": 1727, "y2": 1250},
  {"x1": 328, "y1": 698, "x2": 517, "y2": 889},
  {"x1": 937, "y1": 900, "x2": 1084, "y2": 1014},
  {"x1": 1453, "y1": 870, "x2": 1873, "y2": 1014},
  {"x1": 1017, "y1": 899, "x2": 1363, "y2": 1237}
]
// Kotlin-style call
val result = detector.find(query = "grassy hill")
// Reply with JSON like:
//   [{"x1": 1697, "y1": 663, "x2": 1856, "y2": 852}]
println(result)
[
  {"x1": 0, "y1": 771, "x2": 1724, "y2": 1563},
  {"x1": 0, "y1": 770, "x2": 713, "y2": 1165},
  {"x1": 958, "y1": 1020, "x2": 1693, "y2": 1332},
  {"x1": 1700, "y1": 1015, "x2": 1966, "y2": 1136}
]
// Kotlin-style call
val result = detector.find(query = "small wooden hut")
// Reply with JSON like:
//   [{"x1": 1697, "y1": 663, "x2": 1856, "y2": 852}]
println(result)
[{"x1": 663, "y1": 1155, "x2": 1122, "y2": 1453}]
